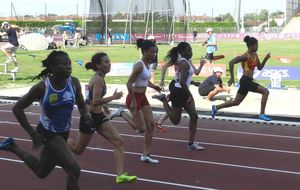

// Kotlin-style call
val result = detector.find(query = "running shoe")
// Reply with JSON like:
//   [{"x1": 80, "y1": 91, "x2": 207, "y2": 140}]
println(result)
[
  {"x1": 10, "y1": 67, "x2": 19, "y2": 73},
  {"x1": 140, "y1": 154, "x2": 159, "y2": 164},
  {"x1": 116, "y1": 172, "x2": 137, "y2": 184},
  {"x1": 110, "y1": 107, "x2": 124, "y2": 120},
  {"x1": 152, "y1": 93, "x2": 166, "y2": 102},
  {"x1": 187, "y1": 143, "x2": 204, "y2": 151},
  {"x1": 211, "y1": 105, "x2": 217, "y2": 119},
  {"x1": 0, "y1": 137, "x2": 14, "y2": 150},
  {"x1": 155, "y1": 123, "x2": 167, "y2": 133},
  {"x1": 258, "y1": 114, "x2": 272, "y2": 121}
]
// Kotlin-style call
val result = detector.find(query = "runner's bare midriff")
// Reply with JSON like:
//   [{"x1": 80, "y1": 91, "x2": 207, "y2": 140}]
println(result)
[{"x1": 133, "y1": 86, "x2": 147, "y2": 93}]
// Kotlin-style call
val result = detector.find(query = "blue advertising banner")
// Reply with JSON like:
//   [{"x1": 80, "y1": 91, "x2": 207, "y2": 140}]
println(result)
[
  {"x1": 95, "y1": 33, "x2": 130, "y2": 42},
  {"x1": 237, "y1": 66, "x2": 299, "y2": 80}
]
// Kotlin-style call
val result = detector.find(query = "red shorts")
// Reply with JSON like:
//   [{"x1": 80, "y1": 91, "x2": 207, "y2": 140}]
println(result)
[{"x1": 126, "y1": 92, "x2": 149, "y2": 111}]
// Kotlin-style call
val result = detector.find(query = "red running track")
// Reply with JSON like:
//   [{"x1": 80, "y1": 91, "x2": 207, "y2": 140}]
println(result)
[{"x1": 0, "y1": 102, "x2": 300, "y2": 190}]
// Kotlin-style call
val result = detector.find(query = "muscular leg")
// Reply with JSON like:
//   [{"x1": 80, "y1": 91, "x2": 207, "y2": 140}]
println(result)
[
  {"x1": 160, "y1": 98, "x2": 182, "y2": 125},
  {"x1": 50, "y1": 136, "x2": 81, "y2": 190},
  {"x1": 97, "y1": 121, "x2": 125, "y2": 175},
  {"x1": 141, "y1": 105, "x2": 155, "y2": 155},
  {"x1": 8, "y1": 142, "x2": 55, "y2": 178},
  {"x1": 216, "y1": 93, "x2": 246, "y2": 110},
  {"x1": 183, "y1": 98, "x2": 198, "y2": 144},
  {"x1": 67, "y1": 133, "x2": 93, "y2": 154},
  {"x1": 255, "y1": 85, "x2": 269, "y2": 115}
]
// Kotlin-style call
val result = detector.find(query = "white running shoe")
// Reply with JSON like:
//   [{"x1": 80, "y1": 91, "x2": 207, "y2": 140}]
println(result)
[
  {"x1": 187, "y1": 143, "x2": 204, "y2": 151},
  {"x1": 10, "y1": 67, "x2": 19, "y2": 73},
  {"x1": 109, "y1": 107, "x2": 124, "y2": 120},
  {"x1": 140, "y1": 154, "x2": 159, "y2": 164}
]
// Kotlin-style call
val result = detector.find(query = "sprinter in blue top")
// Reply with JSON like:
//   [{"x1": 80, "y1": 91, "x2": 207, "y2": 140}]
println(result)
[
  {"x1": 0, "y1": 51, "x2": 93, "y2": 190},
  {"x1": 67, "y1": 52, "x2": 137, "y2": 184}
]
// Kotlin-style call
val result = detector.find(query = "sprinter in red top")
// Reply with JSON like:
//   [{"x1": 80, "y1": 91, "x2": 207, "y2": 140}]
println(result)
[{"x1": 211, "y1": 35, "x2": 272, "y2": 121}]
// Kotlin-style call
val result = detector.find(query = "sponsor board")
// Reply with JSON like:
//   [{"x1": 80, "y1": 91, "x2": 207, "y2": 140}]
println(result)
[
  {"x1": 168, "y1": 64, "x2": 226, "y2": 77},
  {"x1": 237, "y1": 66, "x2": 299, "y2": 80}
]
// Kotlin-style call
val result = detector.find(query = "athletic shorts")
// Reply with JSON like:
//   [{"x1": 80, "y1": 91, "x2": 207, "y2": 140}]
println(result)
[
  {"x1": 169, "y1": 79, "x2": 176, "y2": 92},
  {"x1": 237, "y1": 75, "x2": 259, "y2": 96},
  {"x1": 126, "y1": 92, "x2": 149, "y2": 111},
  {"x1": 79, "y1": 112, "x2": 109, "y2": 134},
  {"x1": 198, "y1": 85, "x2": 215, "y2": 96},
  {"x1": 36, "y1": 123, "x2": 69, "y2": 142},
  {"x1": 205, "y1": 52, "x2": 214, "y2": 61},
  {"x1": 170, "y1": 87, "x2": 189, "y2": 108},
  {"x1": 1, "y1": 43, "x2": 18, "y2": 54}
]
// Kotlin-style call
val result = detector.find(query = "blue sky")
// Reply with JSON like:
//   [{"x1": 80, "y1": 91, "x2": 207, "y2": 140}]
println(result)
[{"x1": 0, "y1": 0, "x2": 285, "y2": 17}]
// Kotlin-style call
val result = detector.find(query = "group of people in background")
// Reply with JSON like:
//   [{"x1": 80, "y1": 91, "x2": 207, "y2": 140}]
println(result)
[{"x1": 0, "y1": 23, "x2": 273, "y2": 189}]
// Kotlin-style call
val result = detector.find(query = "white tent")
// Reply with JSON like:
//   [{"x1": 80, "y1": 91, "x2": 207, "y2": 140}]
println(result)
[{"x1": 18, "y1": 33, "x2": 48, "y2": 50}]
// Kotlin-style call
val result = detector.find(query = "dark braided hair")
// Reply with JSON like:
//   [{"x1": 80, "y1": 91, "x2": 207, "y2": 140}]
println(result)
[
  {"x1": 32, "y1": 51, "x2": 69, "y2": 81},
  {"x1": 136, "y1": 39, "x2": 156, "y2": 54},
  {"x1": 85, "y1": 52, "x2": 107, "y2": 71},
  {"x1": 244, "y1": 35, "x2": 258, "y2": 48},
  {"x1": 164, "y1": 42, "x2": 190, "y2": 64}
]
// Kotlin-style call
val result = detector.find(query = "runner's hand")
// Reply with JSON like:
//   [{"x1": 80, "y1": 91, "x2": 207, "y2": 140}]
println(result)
[
  {"x1": 30, "y1": 132, "x2": 44, "y2": 150},
  {"x1": 130, "y1": 102, "x2": 137, "y2": 115},
  {"x1": 265, "y1": 52, "x2": 271, "y2": 60},
  {"x1": 84, "y1": 114, "x2": 96, "y2": 132},
  {"x1": 113, "y1": 89, "x2": 123, "y2": 100},
  {"x1": 228, "y1": 78, "x2": 235, "y2": 87}
]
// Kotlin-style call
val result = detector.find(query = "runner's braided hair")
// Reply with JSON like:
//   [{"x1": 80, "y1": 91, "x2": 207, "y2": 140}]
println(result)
[
  {"x1": 164, "y1": 42, "x2": 190, "y2": 65},
  {"x1": 136, "y1": 39, "x2": 156, "y2": 54},
  {"x1": 32, "y1": 51, "x2": 69, "y2": 81}
]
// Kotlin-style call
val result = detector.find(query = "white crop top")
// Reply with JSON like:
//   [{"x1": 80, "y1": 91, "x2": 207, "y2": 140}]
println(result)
[
  {"x1": 174, "y1": 58, "x2": 195, "y2": 88},
  {"x1": 132, "y1": 60, "x2": 151, "y2": 87}
]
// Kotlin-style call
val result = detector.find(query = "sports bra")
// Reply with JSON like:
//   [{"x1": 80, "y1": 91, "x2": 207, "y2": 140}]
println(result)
[
  {"x1": 132, "y1": 60, "x2": 151, "y2": 87},
  {"x1": 86, "y1": 79, "x2": 107, "y2": 104},
  {"x1": 242, "y1": 53, "x2": 257, "y2": 71},
  {"x1": 174, "y1": 58, "x2": 195, "y2": 88}
]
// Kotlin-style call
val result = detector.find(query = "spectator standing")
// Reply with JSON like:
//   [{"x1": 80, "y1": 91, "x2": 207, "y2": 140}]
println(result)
[
  {"x1": 203, "y1": 28, "x2": 217, "y2": 64},
  {"x1": 0, "y1": 21, "x2": 19, "y2": 72}
]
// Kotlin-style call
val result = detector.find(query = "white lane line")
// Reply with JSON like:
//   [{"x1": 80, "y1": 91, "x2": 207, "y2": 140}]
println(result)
[
  {"x1": 1, "y1": 122, "x2": 300, "y2": 156},
  {"x1": 1, "y1": 111, "x2": 300, "y2": 141},
  {"x1": 1, "y1": 136, "x2": 300, "y2": 176},
  {"x1": 0, "y1": 107, "x2": 299, "y2": 126},
  {"x1": 0, "y1": 157, "x2": 217, "y2": 190}
]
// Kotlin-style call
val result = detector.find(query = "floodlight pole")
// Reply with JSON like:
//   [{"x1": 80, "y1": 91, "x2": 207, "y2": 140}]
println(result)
[
  {"x1": 241, "y1": 0, "x2": 244, "y2": 33},
  {"x1": 123, "y1": 0, "x2": 131, "y2": 47},
  {"x1": 144, "y1": 0, "x2": 152, "y2": 38},
  {"x1": 105, "y1": 0, "x2": 108, "y2": 46}
]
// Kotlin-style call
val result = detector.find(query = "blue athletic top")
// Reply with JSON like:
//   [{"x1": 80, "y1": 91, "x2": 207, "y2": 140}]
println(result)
[
  {"x1": 86, "y1": 80, "x2": 107, "y2": 104},
  {"x1": 39, "y1": 77, "x2": 76, "y2": 132},
  {"x1": 206, "y1": 33, "x2": 217, "y2": 53}
]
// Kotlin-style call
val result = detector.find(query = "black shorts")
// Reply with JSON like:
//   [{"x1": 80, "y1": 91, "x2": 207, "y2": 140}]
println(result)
[
  {"x1": 168, "y1": 79, "x2": 176, "y2": 92},
  {"x1": 79, "y1": 112, "x2": 109, "y2": 134},
  {"x1": 170, "y1": 86, "x2": 189, "y2": 108},
  {"x1": 205, "y1": 53, "x2": 214, "y2": 61},
  {"x1": 198, "y1": 85, "x2": 215, "y2": 96},
  {"x1": 36, "y1": 123, "x2": 69, "y2": 142},
  {"x1": 237, "y1": 75, "x2": 259, "y2": 96}
]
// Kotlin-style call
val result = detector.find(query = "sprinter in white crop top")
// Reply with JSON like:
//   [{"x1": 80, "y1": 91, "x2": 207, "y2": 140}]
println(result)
[
  {"x1": 132, "y1": 60, "x2": 151, "y2": 87},
  {"x1": 126, "y1": 39, "x2": 162, "y2": 164}
]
